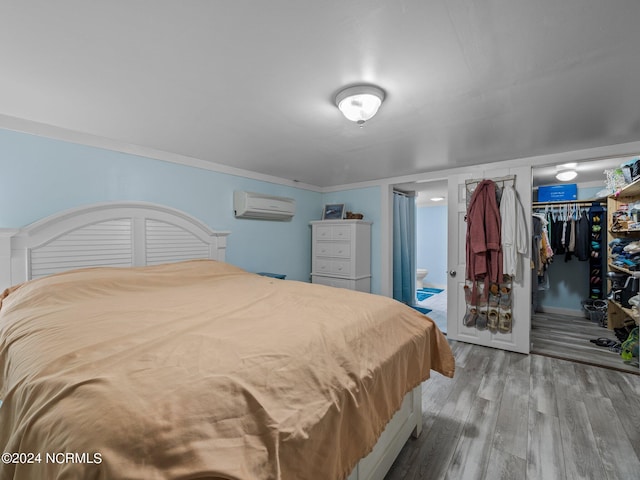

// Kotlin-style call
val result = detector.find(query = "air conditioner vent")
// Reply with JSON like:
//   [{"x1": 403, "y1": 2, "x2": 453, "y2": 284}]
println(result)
[{"x1": 233, "y1": 191, "x2": 295, "y2": 220}]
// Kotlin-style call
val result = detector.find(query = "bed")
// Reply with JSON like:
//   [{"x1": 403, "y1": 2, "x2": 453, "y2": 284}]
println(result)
[{"x1": 0, "y1": 202, "x2": 454, "y2": 480}]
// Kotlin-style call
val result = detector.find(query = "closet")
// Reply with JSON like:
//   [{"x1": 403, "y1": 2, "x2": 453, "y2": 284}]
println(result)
[
  {"x1": 531, "y1": 200, "x2": 606, "y2": 312},
  {"x1": 531, "y1": 196, "x2": 639, "y2": 372}
]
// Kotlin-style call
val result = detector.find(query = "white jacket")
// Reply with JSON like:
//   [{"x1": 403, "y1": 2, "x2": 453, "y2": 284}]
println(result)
[{"x1": 500, "y1": 185, "x2": 528, "y2": 279}]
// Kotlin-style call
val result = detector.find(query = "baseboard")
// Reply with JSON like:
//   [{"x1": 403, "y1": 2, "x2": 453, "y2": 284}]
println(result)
[{"x1": 535, "y1": 306, "x2": 584, "y2": 317}]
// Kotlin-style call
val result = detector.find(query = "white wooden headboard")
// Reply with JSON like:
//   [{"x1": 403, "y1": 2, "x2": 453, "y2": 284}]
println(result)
[{"x1": 0, "y1": 202, "x2": 230, "y2": 290}]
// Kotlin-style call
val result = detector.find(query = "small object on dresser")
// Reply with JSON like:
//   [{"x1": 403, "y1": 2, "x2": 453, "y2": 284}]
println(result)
[{"x1": 345, "y1": 211, "x2": 364, "y2": 219}]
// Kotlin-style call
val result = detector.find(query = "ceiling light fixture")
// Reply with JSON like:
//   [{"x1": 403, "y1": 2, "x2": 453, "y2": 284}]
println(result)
[
  {"x1": 558, "y1": 162, "x2": 578, "y2": 169},
  {"x1": 335, "y1": 85, "x2": 385, "y2": 125},
  {"x1": 430, "y1": 196, "x2": 445, "y2": 202},
  {"x1": 555, "y1": 170, "x2": 578, "y2": 181}
]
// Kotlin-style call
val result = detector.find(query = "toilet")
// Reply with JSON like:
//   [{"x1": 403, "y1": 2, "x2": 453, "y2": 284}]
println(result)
[{"x1": 416, "y1": 268, "x2": 428, "y2": 290}]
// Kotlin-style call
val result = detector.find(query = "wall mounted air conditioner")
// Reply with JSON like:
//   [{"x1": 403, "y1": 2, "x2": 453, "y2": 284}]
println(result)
[{"x1": 233, "y1": 191, "x2": 296, "y2": 220}]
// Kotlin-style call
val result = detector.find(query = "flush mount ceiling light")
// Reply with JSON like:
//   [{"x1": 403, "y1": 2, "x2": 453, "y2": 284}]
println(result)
[
  {"x1": 556, "y1": 170, "x2": 578, "y2": 181},
  {"x1": 335, "y1": 85, "x2": 385, "y2": 125},
  {"x1": 558, "y1": 162, "x2": 578, "y2": 169},
  {"x1": 430, "y1": 196, "x2": 445, "y2": 202}
]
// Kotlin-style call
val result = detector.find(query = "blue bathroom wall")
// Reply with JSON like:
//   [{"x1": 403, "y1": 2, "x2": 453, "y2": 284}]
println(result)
[
  {"x1": 0, "y1": 129, "x2": 321, "y2": 281},
  {"x1": 321, "y1": 187, "x2": 381, "y2": 294},
  {"x1": 416, "y1": 205, "x2": 447, "y2": 287},
  {"x1": 537, "y1": 185, "x2": 605, "y2": 313}
]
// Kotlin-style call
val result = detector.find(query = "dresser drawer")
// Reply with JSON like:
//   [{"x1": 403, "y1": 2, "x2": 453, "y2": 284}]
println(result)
[
  {"x1": 311, "y1": 275, "x2": 371, "y2": 292},
  {"x1": 332, "y1": 225, "x2": 351, "y2": 240},
  {"x1": 314, "y1": 241, "x2": 350, "y2": 258},
  {"x1": 312, "y1": 276, "x2": 352, "y2": 289},
  {"x1": 331, "y1": 243, "x2": 350, "y2": 258},
  {"x1": 314, "y1": 258, "x2": 352, "y2": 276},
  {"x1": 315, "y1": 224, "x2": 352, "y2": 241}
]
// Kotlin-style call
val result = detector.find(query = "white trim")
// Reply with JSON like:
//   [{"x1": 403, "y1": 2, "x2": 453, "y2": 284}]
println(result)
[
  {"x1": 0, "y1": 201, "x2": 230, "y2": 289},
  {"x1": 380, "y1": 184, "x2": 393, "y2": 297},
  {"x1": 0, "y1": 115, "x2": 321, "y2": 192},
  {"x1": 3, "y1": 114, "x2": 638, "y2": 194}
]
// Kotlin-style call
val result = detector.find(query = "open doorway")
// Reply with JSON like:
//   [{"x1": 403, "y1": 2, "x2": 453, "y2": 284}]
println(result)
[
  {"x1": 531, "y1": 156, "x2": 639, "y2": 373},
  {"x1": 394, "y1": 180, "x2": 448, "y2": 334}
]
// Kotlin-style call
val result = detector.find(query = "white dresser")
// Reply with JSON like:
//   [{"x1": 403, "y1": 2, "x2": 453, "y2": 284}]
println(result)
[{"x1": 310, "y1": 220, "x2": 372, "y2": 292}]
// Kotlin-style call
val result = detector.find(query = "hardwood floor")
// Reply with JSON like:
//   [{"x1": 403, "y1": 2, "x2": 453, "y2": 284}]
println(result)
[
  {"x1": 531, "y1": 311, "x2": 639, "y2": 374},
  {"x1": 385, "y1": 340, "x2": 640, "y2": 480}
]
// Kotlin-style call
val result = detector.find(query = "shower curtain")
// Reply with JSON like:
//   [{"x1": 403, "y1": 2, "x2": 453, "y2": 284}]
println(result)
[{"x1": 393, "y1": 191, "x2": 416, "y2": 305}]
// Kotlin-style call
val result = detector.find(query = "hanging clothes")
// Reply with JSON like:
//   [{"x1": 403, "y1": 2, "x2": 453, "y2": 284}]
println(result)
[
  {"x1": 551, "y1": 216, "x2": 565, "y2": 254},
  {"x1": 565, "y1": 218, "x2": 576, "y2": 262},
  {"x1": 532, "y1": 213, "x2": 554, "y2": 277},
  {"x1": 575, "y1": 211, "x2": 590, "y2": 261},
  {"x1": 465, "y1": 179, "x2": 503, "y2": 303},
  {"x1": 499, "y1": 185, "x2": 528, "y2": 280}
]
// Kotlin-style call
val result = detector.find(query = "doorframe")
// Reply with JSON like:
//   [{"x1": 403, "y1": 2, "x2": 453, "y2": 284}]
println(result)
[
  {"x1": 381, "y1": 177, "x2": 450, "y2": 298},
  {"x1": 447, "y1": 166, "x2": 533, "y2": 354},
  {"x1": 382, "y1": 167, "x2": 533, "y2": 354},
  {"x1": 379, "y1": 140, "x2": 640, "y2": 299}
]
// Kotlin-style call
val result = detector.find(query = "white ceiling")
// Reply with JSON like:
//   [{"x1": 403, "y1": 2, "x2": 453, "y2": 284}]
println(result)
[{"x1": 2, "y1": 1, "x2": 640, "y2": 188}]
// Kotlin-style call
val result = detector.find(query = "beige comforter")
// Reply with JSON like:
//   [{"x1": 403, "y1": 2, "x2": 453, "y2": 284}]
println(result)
[{"x1": 0, "y1": 260, "x2": 454, "y2": 479}]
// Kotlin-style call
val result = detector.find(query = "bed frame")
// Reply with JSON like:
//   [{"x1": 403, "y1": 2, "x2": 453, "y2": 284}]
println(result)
[
  {"x1": 0, "y1": 202, "x2": 229, "y2": 290},
  {"x1": 0, "y1": 201, "x2": 422, "y2": 480}
]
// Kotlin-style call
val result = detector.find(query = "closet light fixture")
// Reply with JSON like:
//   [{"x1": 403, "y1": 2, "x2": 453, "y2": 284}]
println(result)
[
  {"x1": 556, "y1": 170, "x2": 578, "y2": 181},
  {"x1": 335, "y1": 85, "x2": 385, "y2": 125}
]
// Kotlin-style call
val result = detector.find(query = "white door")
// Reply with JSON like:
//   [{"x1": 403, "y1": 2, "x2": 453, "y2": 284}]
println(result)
[{"x1": 446, "y1": 167, "x2": 531, "y2": 354}]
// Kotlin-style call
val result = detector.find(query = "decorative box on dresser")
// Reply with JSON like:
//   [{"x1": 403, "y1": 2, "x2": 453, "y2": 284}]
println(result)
[{"x1": 310, "y1": 220, "x2": 372, "y2": 292}]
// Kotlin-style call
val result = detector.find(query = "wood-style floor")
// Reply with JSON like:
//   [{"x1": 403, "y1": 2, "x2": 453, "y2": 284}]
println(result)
[
  {"x1": 385, "y1": 340, "x2": 640, "y2": 480},
  {"x1": 531, "y1": 311, "x2": 639, "y2": 374}
]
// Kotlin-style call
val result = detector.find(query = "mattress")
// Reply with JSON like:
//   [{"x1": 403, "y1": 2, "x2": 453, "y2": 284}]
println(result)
[{"x1": 0, "y1": 260, "x2": 454, "y2": 479}]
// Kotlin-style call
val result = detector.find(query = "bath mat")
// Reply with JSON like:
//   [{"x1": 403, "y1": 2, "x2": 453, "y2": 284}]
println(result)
[
  {"x1": 419, "y1": 287, "x2": 444, "y2": 294},
  {"x1": 411, "y1": 305, "x2": 432, "y2": 315},
  {"x1": 417, "y1": 291, "x2": 434, "y2": 301}
]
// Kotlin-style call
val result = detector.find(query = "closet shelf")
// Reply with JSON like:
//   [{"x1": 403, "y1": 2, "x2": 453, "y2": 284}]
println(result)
[
  {"x1": 608, "y1": 263, "x2": 639, "y2": 276},
  {"x1": 608, "y1": 183, "x2": 640, "y2": 334},
  {"x1": 613, "y1": 177, "x2": 640, "y2": 198},
  {"x1": 608, "y1": 299, "x2": 640, "y2": 325},
  {"x1": 609, "y1": 228, "x2": 640, "y2": 234},
  {"x1": 609, "y1": 263, "x2": 630, "y2": 275}
]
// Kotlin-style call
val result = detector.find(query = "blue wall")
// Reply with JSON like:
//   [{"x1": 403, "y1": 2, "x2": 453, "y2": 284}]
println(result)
[
  {"x1": 416, "y1": 205, "x2": 447, "y2": 287},
  {"x1": 0, "y1": 129, "x2": 322, "y2": 282},
  {"x1": 0, "y1": 129, "x2": 388, "y2": 292},
  {"x1": 537, "y1": 260, "x2": 591, "y2": 312}
]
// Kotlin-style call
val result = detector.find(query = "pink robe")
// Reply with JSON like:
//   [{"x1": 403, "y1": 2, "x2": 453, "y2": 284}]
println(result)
[{"x1": 465, "y1": 179, "x2": 503, "y2": 303}]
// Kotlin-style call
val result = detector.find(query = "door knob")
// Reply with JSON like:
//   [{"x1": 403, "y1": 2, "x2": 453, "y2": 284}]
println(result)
[{"x1": 449, "y1": 270, "x2": 457, "y2": 277}]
